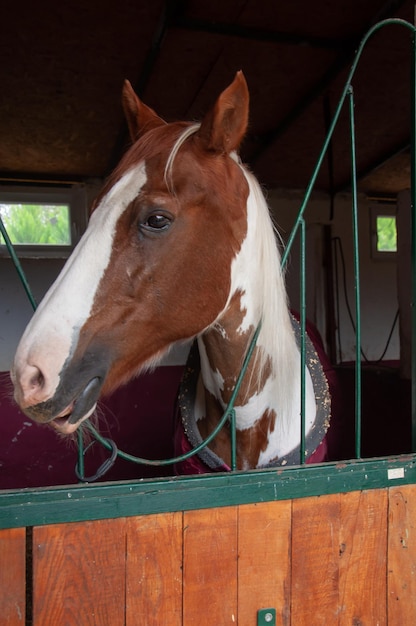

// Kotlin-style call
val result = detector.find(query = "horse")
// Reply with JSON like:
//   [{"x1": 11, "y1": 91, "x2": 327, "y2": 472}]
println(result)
[{"x1": 11, "y1": 71, "x2": 331, "y2": 472}]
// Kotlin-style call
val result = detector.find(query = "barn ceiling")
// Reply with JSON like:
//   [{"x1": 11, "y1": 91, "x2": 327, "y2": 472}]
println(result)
[{"x1": 0, "y1": 0, "x2": 414, "y2": 197}]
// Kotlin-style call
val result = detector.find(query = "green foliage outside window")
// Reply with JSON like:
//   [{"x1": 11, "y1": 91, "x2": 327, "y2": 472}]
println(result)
[
  {"x1": 376, "y1": 215, "x2": 397, "y2": 253},
  {"x1": 0, "y1": 204, "x2": 71, "y2": 245}
]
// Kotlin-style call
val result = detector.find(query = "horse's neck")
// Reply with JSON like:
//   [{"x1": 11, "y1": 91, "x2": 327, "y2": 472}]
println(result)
[
  {"x1": 195, "y1": 306, "x2": 316, "y2": 470},
  {"x1": 193, "y1": 169, "x2": 317, "y2": 469}
]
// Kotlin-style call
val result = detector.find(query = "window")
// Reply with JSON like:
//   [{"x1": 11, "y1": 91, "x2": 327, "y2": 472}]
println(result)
[
  {"x1": 375, "y1": 215, "x2": 397, "y2": 252},
  {"x1": 370, "y1": 203, "x2": 397, "y2": 259},
  {"x1": 0, "y1": 204, "x2": 71, "y2": 246},
  {"x1": 0, "y1": 185, "x2": 87, "y2": 258}
]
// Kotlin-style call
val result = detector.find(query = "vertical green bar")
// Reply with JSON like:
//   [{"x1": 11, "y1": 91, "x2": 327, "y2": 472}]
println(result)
[
  {"x1": 229, "y1": 409, "x2": 237, "y2": 471},
  {"x1": 77, "y1": 429, "x2": 85, "y2": 481},
  {"x1": 0, "y1": 215, "x2": 37, "y2": 311},
  {"x1": 348, "y1": 85, "x2": 362, "y2": 459},
  {"x1": 411, "y1": 31, "x2": 416, "y2": 452},
  {"x1": 299, "y1": 218, "x2": 306, "y2": 463}
]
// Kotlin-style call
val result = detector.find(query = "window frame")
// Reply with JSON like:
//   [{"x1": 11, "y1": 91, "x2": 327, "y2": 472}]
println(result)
[{"x1": 0, "y1": 185, "x2": 88, "y2": 259}]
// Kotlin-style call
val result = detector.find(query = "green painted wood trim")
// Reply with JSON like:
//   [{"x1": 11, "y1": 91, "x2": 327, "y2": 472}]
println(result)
[{"x1": 0, "y1": 454, "x2": 415, "y2": 529}]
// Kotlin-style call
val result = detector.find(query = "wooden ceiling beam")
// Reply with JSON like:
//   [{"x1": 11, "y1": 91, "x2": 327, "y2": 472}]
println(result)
[
  {"x1": 248, "y1": 0, "x2": 409, "y2": 166},
  {"x1": 171, "y1": 16, "x2": 345, "y2": 50}
]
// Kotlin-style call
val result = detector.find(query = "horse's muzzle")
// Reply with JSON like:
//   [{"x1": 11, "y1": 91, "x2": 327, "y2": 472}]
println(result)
[{"x1": 20, "y1": 373, "x2": 106, "y2": 434}]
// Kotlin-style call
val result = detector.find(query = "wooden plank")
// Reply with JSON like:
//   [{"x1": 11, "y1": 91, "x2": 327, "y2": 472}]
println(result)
[
  {"x1": 126, "y1": 512, "x2": 182, "y2": 626},
  {"x1": 33, "y1": 518, "x2": 126, "y2": 626},
  {"x1": 292, "y1": 490, "x2": 389, "y2": 625},
  {"x1": 0, "y1": 527, "x2": 25, "y2": 625},
  {"x1": 237, "y1": 501, "x2": 291, "y2": 626},
  {"x1": 388, "y1": 484, "x2": 416, "y2": 624},
  {"x1": 291, "y1": 493, "x2": 340, "y2": 625},
  {"x1": 183, "y1": 506, "x2": 238, "y2": 626},
  {"x1": 338, "y1": 489, "x2": 388, "y2": 626}
]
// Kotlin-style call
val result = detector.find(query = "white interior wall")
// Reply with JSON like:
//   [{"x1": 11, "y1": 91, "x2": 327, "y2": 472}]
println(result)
[
  {"x1": 331, "y1": 193, "x2": 399, "y2": 362},
  {"x1": 0, "y1": 258, "x2": 66, "y2": 370},
  {"x1": 267, "y1": 189, "x2": 399, "y2": 363},
  {"x1": 267, "y1": 188, "x2": 330, "y2": 338}
]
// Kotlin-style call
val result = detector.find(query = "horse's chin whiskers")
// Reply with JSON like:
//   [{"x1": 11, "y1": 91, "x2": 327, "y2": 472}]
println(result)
[
  {"x1": 93, "y1": 402, "x2": 116, "y2": 435},
  {"x1": 72, "y1": 409, "x2": 104, "y2": 447},
  {"x1": 53, "y1": 426, "x2": 79, "y2": 446},
  {"x1": 0, "y1": 371, "x2": 15, "y2": 401}
]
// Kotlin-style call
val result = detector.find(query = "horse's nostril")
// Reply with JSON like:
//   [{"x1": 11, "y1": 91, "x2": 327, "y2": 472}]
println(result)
[
  {"x1": 29, "y1": 367, "x2": 45, "y2": 390},
  {"x1": 12, "y1": 363, "x2": 50, "y2": 409}
]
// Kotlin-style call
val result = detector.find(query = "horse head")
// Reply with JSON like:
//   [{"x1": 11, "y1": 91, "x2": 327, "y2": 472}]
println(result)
[{"x1": 11, "y1": 72, "x2": 252, "y2": 435}]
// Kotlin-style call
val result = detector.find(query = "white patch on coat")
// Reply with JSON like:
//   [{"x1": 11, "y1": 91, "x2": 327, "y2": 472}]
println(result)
[
  {"x1": 255, "y1": 368, "x2": 316, "y2": 466},
  {"x1": 196, "y1": 337, "x2": 225, "y2": 418}
]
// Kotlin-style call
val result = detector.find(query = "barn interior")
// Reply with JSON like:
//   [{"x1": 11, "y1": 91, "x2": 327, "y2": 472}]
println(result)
[{"x1": 0, "y1": 0, "x2": 414, "y2": 488}]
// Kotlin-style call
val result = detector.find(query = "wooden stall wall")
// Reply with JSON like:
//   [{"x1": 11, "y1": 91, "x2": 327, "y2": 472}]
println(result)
[
  {"x1": 1, "y1": 485, "x2": 416, "y2": 625},
  {"x1": 0, "y1": 527, "x2": 25, "y2": 625}
]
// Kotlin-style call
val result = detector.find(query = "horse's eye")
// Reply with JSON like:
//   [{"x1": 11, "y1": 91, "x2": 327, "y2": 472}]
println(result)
[{"x1": 142, "y1": 213, "x2": 171, "y2": 232}]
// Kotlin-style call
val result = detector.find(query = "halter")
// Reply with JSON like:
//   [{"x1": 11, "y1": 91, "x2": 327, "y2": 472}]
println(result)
[{"x1": 75, "y1": 324, "x2": 262, "y2": 481}]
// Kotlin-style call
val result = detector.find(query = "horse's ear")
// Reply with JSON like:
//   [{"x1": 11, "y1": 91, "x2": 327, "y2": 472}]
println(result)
[
  {"x1": 197, "y1": 71, "x2": 249, "y2": 154},
  {"x1": 122, "y1": 80, "x2": 166, "y2": 142}
]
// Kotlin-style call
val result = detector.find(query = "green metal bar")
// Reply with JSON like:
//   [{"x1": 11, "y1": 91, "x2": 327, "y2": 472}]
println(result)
[
  {"x1": 77, "y1": 428, "x2": 85, "y2": 480},
  {"x1": 281, "y1": 19, "x2": 416, "y2": 456},
  {"x1": 0, "y1": 215, "x2": 37, "y2": 310},
  {"x1": 348, "y1": 85, "x2": 362, "y2": 459},
  {"x1": 299, "y1": 217, "x2": 306, "y2": 463},
  {"x1": 411, "y1": 31, "x2": 416, "y2": 453},
  {"x1": 230, "y1": 409, "x2": 237, "y2": 471},
  {"x1": 0, "y1": 454, "x2": 415, "y2": 530},
  {"x1": 281, "y1": 18, "x2": 416, "y2": 270}
]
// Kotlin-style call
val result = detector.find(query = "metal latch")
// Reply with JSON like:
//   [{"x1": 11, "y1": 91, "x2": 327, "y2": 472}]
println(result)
[{"x1": 257, "y1": 608, "x2": 276, "y2": 625}]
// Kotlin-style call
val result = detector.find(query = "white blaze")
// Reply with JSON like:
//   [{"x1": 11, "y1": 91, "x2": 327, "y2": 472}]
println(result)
[{"x1": 13, "y1": 164, "x2": 148, "y2": 400}]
